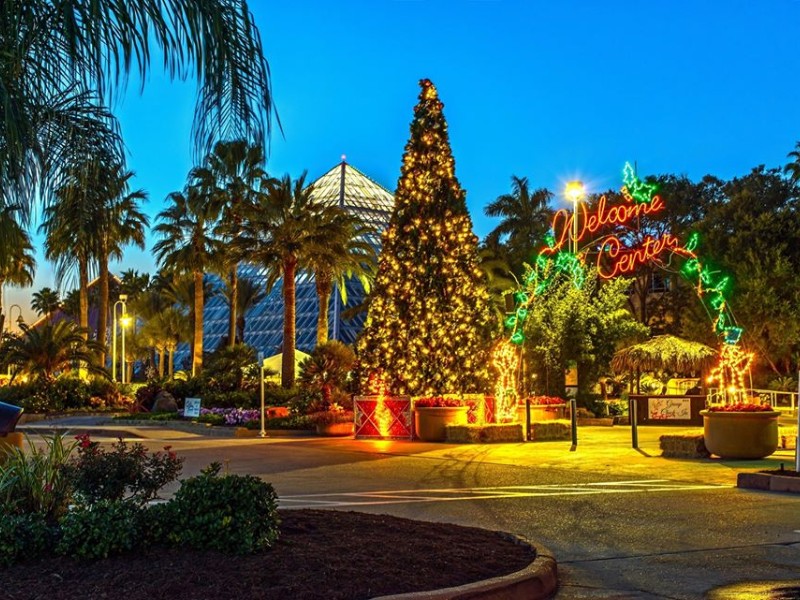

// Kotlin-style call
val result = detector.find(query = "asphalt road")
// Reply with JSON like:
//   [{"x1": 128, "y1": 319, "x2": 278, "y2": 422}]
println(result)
[{"x1": 40, "y1": 423, "x2": 800, "y2": 599}]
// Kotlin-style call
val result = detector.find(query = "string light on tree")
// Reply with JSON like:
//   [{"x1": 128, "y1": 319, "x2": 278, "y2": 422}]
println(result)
[{"x1": 357, "y1": 79, "x2": 492, "y2": 396}]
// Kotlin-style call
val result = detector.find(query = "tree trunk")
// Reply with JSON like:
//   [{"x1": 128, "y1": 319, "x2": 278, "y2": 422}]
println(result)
[
  {"x1": 97, "y1": 241, "x2": 110, "y2": 366},
  {"x1": 316, "y1": 275, "x2": 333, "y2": 346},
  {"x1": 0, "y1": 279, "x2": 5, "y2": 335},
  {"x1": 229, "y1": 265, "x2": 238, "y2": 348},
  {"x1": 236, "y1": 315, "x2": 245, "y2": 344},
  {"x1": 192, "y1": 270, "x2": 204, "y2": 375},
  {"x1": 281, "y1": 257, "x2": 297, "y2": 389},
  {"x1": 158, "y1": 348, "x2": 165, "y2": 378},
  {"x1": 79, "y1": 258, "x2": 90, "y2": 341},
  {"x1": 168, "y1": 347, "x2": 175, "y2": 379}
]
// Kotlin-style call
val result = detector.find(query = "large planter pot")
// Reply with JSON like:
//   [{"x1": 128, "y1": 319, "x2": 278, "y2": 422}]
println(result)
[
  {"x1": 701, "y1": 410, "x2": 780, "y2": 459},
  {"x1": 414, "y1": 406, "x2": 469, "y2": 442},
  {"x1": 315, "y1": 422, "x2": 355, "y2": 437}
]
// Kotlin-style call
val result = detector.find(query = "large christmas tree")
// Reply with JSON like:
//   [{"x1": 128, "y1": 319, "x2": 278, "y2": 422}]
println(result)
[{"x1": 357, "y1": 79, "x2": 492, "y2": 396}]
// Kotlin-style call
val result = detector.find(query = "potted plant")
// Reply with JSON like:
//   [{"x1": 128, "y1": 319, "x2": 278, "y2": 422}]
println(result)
[
  {"x1": 700, "y1": 402, "x2": 779, "y2": 459},
  {"x1": 309, "y1": 403, "x2": 355, "y2": 436},
  {"x1": 522, "y1": 396, "x2": 567, "y2": 422},
  {"x1": 413, "y1": 397, "x2": 469, "y2": 442}
]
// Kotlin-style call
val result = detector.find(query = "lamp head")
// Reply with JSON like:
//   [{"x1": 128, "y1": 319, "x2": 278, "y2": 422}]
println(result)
[
  {"x1": 120, "y1": 315, "x2": 132, "y2": 328},
  {"x1": 119, "y1": 294, "x2": 128, "y2": 302},
  {"x1": 565, "y1": 181, "x2": 585, "y2": 203}
]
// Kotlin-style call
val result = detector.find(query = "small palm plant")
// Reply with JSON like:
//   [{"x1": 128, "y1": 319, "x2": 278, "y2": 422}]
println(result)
[{"x1": 0, "y1": 321, "x2": 106, "y2": 382}]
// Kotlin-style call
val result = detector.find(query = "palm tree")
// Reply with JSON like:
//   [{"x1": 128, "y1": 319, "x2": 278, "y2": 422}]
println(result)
[
  {"x1": 95, "y1": 163, "x2": 149, "y2": 365},
  {"x1": 785, "y1": 141, "x2": 800, "y2": 182},
  {"x1": 484, "y1": 176, "x2": 554, "y2": 273},
  {"x1": 0, "y1": 321, "x2": 105, "y2": 382},
  {"x1": 192, "y1": 140, "x2": 267, "y2": 347},
  {"x1": 31, "y1": 288, "x2": 61, "y2": 321},
  {"x1": 140, "y1": 307, "x2": 191, "y2": 378},
  {"x1": 153, "y1": 186, "x2": 222, "y2": 375},
  {"x1": 0, "y1": 204, "x2": 35, "y2": 331},
  {"x1": 0, "y1": 1, "x2": 277, "y2": 216},
  {"x1": 305, "y1": 212, "x2": 377, "y2": 345},
  {"x1": 41, "y1": 160, "x2": 102, "y2": 341},
  {"x1": 220, "y1": 276, "x2": 266, "y2": 344},
  {"x1": 239, "y1": 173, "x2": 329, "y2": 388}
]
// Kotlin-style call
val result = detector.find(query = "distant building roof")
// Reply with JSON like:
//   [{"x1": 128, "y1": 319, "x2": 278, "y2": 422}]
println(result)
[{"x1": 198, "y1": 160, "x2": 394, "y2": 360}]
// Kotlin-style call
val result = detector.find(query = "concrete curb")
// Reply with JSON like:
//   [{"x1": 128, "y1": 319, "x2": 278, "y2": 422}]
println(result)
[
  {"x1": 372, "y1": 540, "x2": 557, "y2": 600},
  {"x1": 738, "y1": 472, "x2": 800, "y2": 493}
]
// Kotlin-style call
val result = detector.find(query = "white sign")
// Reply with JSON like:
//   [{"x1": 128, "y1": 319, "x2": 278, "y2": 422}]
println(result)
[
  {"x1": 184, "y1": 397, "x2": 202, "y2": 418},
  {"x1": 648, "y1": 397, "x2": 691, "y2": 420}
]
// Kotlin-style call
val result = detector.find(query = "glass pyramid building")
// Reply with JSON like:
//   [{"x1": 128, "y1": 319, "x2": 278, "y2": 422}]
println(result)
[{"x1": 200, "y1": 160, "x2": 394, "y2": 358}]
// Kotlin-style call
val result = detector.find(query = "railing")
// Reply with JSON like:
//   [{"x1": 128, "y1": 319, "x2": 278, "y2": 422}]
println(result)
[{"x1": 707, "y1": 388, "x2": 797, "y2": 414}]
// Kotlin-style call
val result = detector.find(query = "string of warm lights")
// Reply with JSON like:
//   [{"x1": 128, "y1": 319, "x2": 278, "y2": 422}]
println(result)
[{"x1": 357, "y1": 79, "x2": 492, "y2": 397}]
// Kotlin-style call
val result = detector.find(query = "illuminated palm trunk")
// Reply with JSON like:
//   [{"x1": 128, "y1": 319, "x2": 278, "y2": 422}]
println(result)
[
  {"x1": 281, "y1": 257, "x2": 297, "y2": 388},
  {"x1": 229, "y1": 267, "x2": 238, "y2": 347},
  {"x1": 192, "y1": 270, "x2": 204, "y2": 375},
  {"x1": 316, "y1": 275, "x2": 333, "y2": 345}
]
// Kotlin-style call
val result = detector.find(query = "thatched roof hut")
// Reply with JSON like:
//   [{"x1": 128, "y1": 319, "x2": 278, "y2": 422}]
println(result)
[{"x1": 611, "y1": 335, "x2": 718, "y2": 376}]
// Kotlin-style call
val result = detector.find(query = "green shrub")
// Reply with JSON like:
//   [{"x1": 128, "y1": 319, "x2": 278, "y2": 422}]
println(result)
[
  {"x1": 244, "y1": 414, "x2": 314, "y2": 430},
  {"x1": 196, "y1": 412, "x2": 225, "y2": 426},
  {"x1": 0, "y1": 382, "x2": 35, "y2": 407},
  {"x1": 164, "y1": 377, "x2": 204, "y2": 401},
  {"x1": 0, "y1": 513, "x2": 53, "y2": 566},
  {"x1": 57, "y1": 500, "x2": 143, "y2": 559},
  {"x1": 0, "y1": 434, "x2": 76, "y2": 522},
  {"x1": 134, "y1": 381, "x2": 162, "y2": 411},
  {"x1": 140, "y1": 500, "x2": 178, "y2": 546},
  {"x1": 114, "y1": 411, "x2": 179, "y2": 421},
  {"x1": 170, "y1": 463, "x2": 279, "y2": 554},
  {"x1": 70, "y1": 434, "x2": 184, "y2": 506},
  {"x1": 201, "y1": 389, "x2": 259, "y2": 409}
]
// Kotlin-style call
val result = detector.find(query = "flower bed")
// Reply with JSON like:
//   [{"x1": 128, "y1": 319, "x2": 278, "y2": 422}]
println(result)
[
  {"x1": 414, "y1": 396, "x2": 466, "y2": 408},
  {"x1": 526, "y1": 395, "x2": 567, "y2": 406},
  {"x1": 705, "y1": 402, "x2": 773, "y2": 412}
]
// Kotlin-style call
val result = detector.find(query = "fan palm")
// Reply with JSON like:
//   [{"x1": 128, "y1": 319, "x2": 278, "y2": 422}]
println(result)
[
  {"x1": 305, "y1": 212, "x2": 377, "y2": 345},
  {"x1": 153, "y1": 186, "x2": 223, "y2": 375},
  {"x1": 1, "y1": 321, "x2": 105, "y2": 382},
  {"x1": 484, "y1": 176, "x2": 554, "y2": 273},
  {"x1": 30, "y1": 287, "x2": 61, "y2": 321},
  {"x1": 239, "y1": 173, "x2": 329, "y2": 388},
  {"x1": 192, "y1": 140, "x2": 267, "y2": 347},
  {"x1": 0, "y1": 1, "x2": 277, "y2": 215}
]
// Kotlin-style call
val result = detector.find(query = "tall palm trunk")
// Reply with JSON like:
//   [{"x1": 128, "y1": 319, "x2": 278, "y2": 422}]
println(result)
[
  {"x1": 192, "y1": 270, "x2": 204, "y2": 375},
  {"x1": 0, "y1": 279, "x2": 5, "y2": 335},
  {"x1": 281, "y1": 257, "x2": 297, "y2": 389},
  {"x1": 315, "y1": 275, "x2": 333, "y2": 346},
  {"x1": 97, "y1": 239, "x2": 110, "y2": 365},
  {"x1": 78, "y1": 257, "x2": 90, "y2": 341},
  {"x1": 158, "y1": 348, "x2": 165, "y2": 378},
  {"x1": 229, "y1": 266, "x2": 238, "y2": 347},
  {"x1": 168, "y1": 346, "x2": 175, "y2": 378}
]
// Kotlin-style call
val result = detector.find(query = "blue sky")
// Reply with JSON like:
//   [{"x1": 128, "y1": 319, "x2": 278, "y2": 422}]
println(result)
[{"x1": 8, "y1": 0, "x2": 800, "y2": 320}]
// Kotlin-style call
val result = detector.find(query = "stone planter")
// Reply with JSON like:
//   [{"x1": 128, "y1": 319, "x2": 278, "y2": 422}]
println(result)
[
  {"x1": 315, "y1": 422, "x2": 355, "y2": 437},
  {"x1": 701, "y1": 409, "x2": 780, "y2": 459},
  {"x1": 414, "y1": 406, "x2": 469, "y2": 442},
  {"x1": 519, "y1": 404, "x2": 567, "y2": 422}
]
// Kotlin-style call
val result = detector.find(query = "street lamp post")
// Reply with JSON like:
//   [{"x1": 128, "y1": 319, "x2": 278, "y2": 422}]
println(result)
[
  {"x1": 112, "y1": 295, "x2": 128, "y2": 383},
  {"x1": 565, "y1": 181, "x2": 586, "y2": 254}
]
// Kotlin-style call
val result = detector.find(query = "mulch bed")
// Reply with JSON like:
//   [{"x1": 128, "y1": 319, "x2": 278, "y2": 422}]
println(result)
[{"x1": 0, "y1": 509, "x2": 536, "y2": 600}]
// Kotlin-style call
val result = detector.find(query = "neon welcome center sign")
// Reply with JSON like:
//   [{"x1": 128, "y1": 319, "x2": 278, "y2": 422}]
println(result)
[{"x1": 493, "y1": 163, "x2": 752, "y2": 420}]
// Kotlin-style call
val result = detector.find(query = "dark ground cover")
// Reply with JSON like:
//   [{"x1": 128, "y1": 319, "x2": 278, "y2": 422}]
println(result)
[{"x1": 0, "y1": 509, "x2": 536, "y2": 600}]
